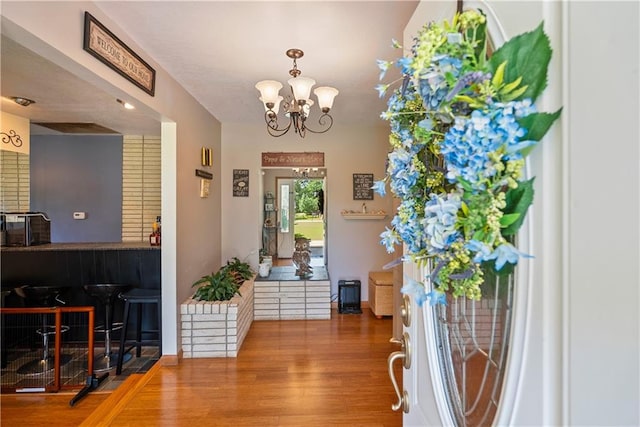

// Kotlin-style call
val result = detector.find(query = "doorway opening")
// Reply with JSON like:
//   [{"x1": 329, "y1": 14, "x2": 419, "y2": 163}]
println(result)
[{"x1": 261, "y1": 169, "x2": 326, "y2": 268}]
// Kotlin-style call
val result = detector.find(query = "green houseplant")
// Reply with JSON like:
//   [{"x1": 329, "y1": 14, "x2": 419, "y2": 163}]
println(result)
[
  {"x1": 192, "y1": 270, "x2": 240, "y2": 301},
  {"x1": 191, "y1": 257, "x2": 255, "y2": 301},
  {"x1": 221, "y1": 257, "x2": 254, "y2": 286}
]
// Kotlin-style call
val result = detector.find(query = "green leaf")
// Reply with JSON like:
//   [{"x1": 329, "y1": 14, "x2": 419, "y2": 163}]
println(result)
[
  {"x1": 502, "y1": 178, "x2": 535, "y2": 236},
  {"x1": 492, "y1": 61, "x2": 506, "y2": 87},
  {"x1": 488, "y1": 23, "x2": 552, "y2": 101},
  {"x1": 502, "y1": 85, "x2": 529, "y2": 101},
  {"x1": 458, "y1": 178, "x2": 473, "y2": 193},
  {"x1": 499, "y1": 213, "x2": 520, "y2": 227},
  {"x1": 499, "y1": 76, "x2": 524, "y2": 95},
  {"x1": 454, "y1": 95, "x2": 478, "y2": 105},
  {"x1": 518, "y1": 108, "x2": 562, "y2": 156},
  {"x1": 460, "y1": 201, "x2": 469, "y2": 216},
  {"x1": 472, "y1": 12, "x2": 488, "y2": 66},
  {"x1": 472, "y1": 230, "x2": 485, "y2": 241}
]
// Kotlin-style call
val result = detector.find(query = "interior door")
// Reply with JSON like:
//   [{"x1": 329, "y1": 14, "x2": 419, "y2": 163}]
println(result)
[{"x1": 277, "y1": 178, "x2": 294, "y2": 257}]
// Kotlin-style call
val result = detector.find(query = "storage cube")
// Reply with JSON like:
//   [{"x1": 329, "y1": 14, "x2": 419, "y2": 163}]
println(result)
[{"x1": 368, "y1": 271, "x2": 393, "y2": 318}]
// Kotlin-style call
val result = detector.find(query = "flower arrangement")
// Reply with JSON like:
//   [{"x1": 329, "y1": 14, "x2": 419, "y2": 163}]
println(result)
[{"x1": 373, "y1": 10, "x2": 561, "y2": 305}]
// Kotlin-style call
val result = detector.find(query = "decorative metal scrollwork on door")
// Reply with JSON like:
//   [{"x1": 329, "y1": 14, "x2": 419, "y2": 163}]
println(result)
[{"x1": 433, "y1": 266, "x2": 515, "y2": 426}]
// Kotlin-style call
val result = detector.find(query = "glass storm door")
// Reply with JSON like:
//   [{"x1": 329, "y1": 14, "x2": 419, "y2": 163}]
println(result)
[{"x1": 277, "y1": 179, "x2": 294, "y2": 257}]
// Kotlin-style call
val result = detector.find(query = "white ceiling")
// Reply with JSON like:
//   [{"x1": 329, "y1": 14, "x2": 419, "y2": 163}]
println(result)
[{"x1": 1, "y1": 1, "x2": 419, "y2": 135}]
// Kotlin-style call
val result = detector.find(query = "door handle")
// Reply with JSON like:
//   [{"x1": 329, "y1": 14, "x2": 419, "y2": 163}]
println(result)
[
  {"x1": 388, "y1": 332, "x2": 411, "y2": 412},
  {"x1": 401, "y1": 294, "x2": 411, "y2": 327}
]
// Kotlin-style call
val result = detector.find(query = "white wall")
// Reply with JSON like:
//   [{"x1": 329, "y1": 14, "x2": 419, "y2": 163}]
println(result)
[
  {"x1": 221, "y1": 123, "x2": 395, "y2": 301},
  {"x1": 1, "y1": 1, "x2": 223, "y2": 355}
]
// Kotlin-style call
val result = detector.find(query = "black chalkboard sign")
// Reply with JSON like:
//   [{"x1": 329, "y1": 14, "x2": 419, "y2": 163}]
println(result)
[
  {"x1": 233, "y1": 169, "x2": 249, "y2": 197},
  {"x1": 353, "y1": 173, "x2": 374, "y2": 200}
]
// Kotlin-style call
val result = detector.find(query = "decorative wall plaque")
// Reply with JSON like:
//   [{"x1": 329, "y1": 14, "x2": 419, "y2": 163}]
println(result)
[
  {"x1": 261, "y1": 152, "x2": 324, "y2": 167},
  {"x1": 83, "y1": 12, "x2": 156, "y2": 96},
  {"x1": 233, "y1": 169, "x2": 250, "y2": 197},
  {"x1": 353, "y1": 173, "x2": 374, "y2": 200}
]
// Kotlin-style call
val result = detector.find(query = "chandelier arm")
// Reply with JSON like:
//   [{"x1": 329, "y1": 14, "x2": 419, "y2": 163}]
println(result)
[
  {"x1": 263, "y1": 110, "x2": 293, "y2": 137},
  {"x1": 303, "y1": 113, "x2": 334, "y2": 134}
]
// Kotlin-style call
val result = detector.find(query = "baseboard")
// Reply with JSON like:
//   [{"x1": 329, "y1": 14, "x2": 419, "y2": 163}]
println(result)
[{"x1": 160, "y1": 352, "x2": 180, "y2": 366}]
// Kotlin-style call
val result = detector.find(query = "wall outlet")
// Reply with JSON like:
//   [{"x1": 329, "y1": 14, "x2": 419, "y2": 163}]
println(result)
[{"x1": 73, "y1": 212, "x2": 86, "y2": 220}]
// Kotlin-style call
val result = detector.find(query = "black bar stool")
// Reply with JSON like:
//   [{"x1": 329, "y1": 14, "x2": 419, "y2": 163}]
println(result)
[
  {"x1": 83, "y1": 284, "x2": 132, "y2": 372},
  {"x1": 116, "y1": 288, "x2": 162, "y2": 375},
  {"x1": 14, "y1": 285, "x2": 72, "y2": 375},
  {"x1": 1, "y1": 290, "x2": 11, "y2": 369}
]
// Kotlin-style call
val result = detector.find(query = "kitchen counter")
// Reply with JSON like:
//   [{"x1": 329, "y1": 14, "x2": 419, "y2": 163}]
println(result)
[
  {"x1": 1, "y1": 242, "x2": 159, "y2": 251},
  {"x1": 1, "y1": 242, "x2": 160, "y2": 305}
]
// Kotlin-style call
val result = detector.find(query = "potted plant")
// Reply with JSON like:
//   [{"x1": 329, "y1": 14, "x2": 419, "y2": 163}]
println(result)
[
  {"x1": 192, "y1": 269, "x2": 240, "y2": 301},
  {"x1": 181, "y1": 258, "x2": 256, "y2": 358},
  {"x1": 220, "y1": 257, "x2": 254, "y2": 286}
]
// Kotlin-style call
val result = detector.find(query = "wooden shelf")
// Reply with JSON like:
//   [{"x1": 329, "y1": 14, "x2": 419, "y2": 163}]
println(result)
[{"x1": 341, "y1": 212, "x2": 387, "y2": 220}]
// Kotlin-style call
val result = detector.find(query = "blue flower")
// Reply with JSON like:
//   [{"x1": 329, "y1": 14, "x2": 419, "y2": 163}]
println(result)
[
  {"x1": 371, "y1": 179, "x2": 387, "y2": 197},
  {"x1": 427, "y1": 290, "x2": 447, "y2": 305},
  {"x1": 422, "y1": 193, "x2": 462, "y2": 253},
  {"x1": 397, "y1": 57, "x2": 412, "y2": 75},
  {"x1": 377, "y1": 60, "x2": 392, "y2": 81},
  {"x1": 486, "y1": 242, "x2": 532, "y2": 270},
  {"x1": 375, "y1": 83, "x2": 390, "y2": 98},
  {"x1": 466, "y1": 239, "x2": 493, "y2": 263},
  {"x1": 401, "y1": 277, "x2": 429, "y2": 306},
  {"x1": 380, "y1": 227, "x2": 401, "y2": 253}
]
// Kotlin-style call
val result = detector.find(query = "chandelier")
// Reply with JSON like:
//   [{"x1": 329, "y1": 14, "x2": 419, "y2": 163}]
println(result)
[
  {"x1": 255, "y1": 49, "x2": 339, "y2": 138},
  {"x1": 291, "y1": 167, "x2": 325, "y2": 179}
]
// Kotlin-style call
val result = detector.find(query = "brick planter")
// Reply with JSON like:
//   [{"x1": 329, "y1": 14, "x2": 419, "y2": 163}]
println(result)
[{"x1": 180, "y1": 277, "x2": 254, "y2": 358}]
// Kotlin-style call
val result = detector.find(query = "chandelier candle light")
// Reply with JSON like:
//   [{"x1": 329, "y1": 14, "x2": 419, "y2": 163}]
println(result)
[{"x1": 256, "y1": 49, "x2": 339, "y2": 138}]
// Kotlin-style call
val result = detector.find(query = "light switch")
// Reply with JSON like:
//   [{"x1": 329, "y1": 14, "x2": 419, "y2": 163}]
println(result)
[{"x1": 73, "y1": 212, "x2": 86, "y2": 220}]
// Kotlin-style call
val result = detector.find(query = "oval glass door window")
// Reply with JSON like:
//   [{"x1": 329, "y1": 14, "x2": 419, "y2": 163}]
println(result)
[{"x1": 433, "y1": 265, "x2": 515, "y2": 426}]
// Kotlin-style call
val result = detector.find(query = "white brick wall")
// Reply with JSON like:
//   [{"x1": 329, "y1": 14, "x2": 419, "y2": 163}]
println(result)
[
  {"x1": 181, "y1": 278, "x2": 254, "y2": 358},
  {"x1": 254, "y1": 280, "x2": 330, "y2": 320}
]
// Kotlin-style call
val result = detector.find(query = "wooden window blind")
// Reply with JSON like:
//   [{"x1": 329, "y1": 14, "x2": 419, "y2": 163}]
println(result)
[
  {"x1": 0, "y1": 151, "x2": 30, "y2": 212},
  {"x1": 122, "y1": 135, "x2": 161, "y2": 242}
]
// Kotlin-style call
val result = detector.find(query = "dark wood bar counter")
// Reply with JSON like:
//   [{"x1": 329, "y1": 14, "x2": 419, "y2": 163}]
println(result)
[{"x1": 1, "y1": 242, "x2": 160, "y2": 327}]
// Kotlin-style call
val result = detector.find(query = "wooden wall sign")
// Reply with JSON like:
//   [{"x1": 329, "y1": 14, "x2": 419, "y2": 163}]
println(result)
[
  {"x1": 83, "y1": 12, "x2": 156, "y2": 96},
  {"x1": 261, "y1": 152, "x2": 325, "y2": 167},
  {"x1": 353, "y1": 173, "x2": 374, "y2": 200}
]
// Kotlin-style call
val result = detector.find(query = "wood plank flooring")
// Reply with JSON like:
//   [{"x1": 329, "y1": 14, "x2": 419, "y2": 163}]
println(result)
[{"x1": 2, "y1": 310, "x2": 402, "y2": 426}]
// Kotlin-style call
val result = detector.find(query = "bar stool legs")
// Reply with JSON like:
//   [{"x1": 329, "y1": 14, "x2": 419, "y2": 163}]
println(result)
[
  {"x1": 116, "y1": 289, "x2": 162, "y2": 375},
  {"x1": 14, "y1": 286, "x2": 72, "y2": 375},
  {"x1": 83, "y1": 284, "x2": 133, "y2": 372}
]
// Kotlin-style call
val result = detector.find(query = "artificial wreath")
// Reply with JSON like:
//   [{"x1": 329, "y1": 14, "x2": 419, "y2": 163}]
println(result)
[{"x1": 374, "y1": 10, "x2": 561, "y2": 304}]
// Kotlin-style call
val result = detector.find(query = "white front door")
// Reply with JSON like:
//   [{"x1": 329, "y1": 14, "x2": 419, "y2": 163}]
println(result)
[{"x1": 393, "y1": 1, "x2": 565, "y2": 426}]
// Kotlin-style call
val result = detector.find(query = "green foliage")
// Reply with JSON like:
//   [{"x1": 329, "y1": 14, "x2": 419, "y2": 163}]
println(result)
[
  {"x1": 518, "y1": 109, "x2": 563, "y2": 156},
  {"x1": 220, "y1": 256, "x2": 254, "y2": 285},
  {"x1": 192, "y1": 257, "x2": 254, "y2": 301},
  {"x1": 502, "y1": 178, "x2": 535, "y2": 236},
  {"x1": 192, "y1": 270, "x2": 240, "y2": 301},
  {"x1": 488, "y1": 23, "x2": 552, "y2": 102},
  {"x1": 294, "y1": 179, "x2": 323, "y2": 215}
]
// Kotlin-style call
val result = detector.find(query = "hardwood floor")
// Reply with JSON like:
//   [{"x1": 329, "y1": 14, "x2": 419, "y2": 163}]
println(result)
[{"x1": 2, "y1": 310, "x2": 402, "y2": 426}]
